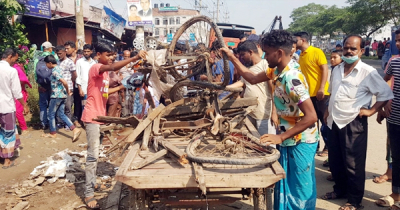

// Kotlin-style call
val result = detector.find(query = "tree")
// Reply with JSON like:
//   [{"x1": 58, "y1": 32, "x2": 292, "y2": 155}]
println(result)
[
  {"x1": 345, "y1": 0, "x2": 388, "y2": 39},
  {"x1": 0, "y1": 0, "x2": 29, "y2": 54},
  {"x1": 288, "y1": 3, "x2": 327, "y2": 37}
]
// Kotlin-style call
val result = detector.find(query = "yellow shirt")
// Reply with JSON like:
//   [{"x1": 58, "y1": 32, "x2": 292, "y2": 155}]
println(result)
[{"x1": 298, "y1": 46, "x2": 329, "y2": 97}]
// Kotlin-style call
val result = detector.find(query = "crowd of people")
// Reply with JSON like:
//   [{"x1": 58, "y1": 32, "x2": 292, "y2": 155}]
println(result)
[{"x1": 0, "y1": 28, "x2": 399, "y2": 209}]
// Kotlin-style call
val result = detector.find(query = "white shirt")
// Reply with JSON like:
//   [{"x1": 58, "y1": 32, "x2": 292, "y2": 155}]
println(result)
[
  {"x1": 327, "y1": 60, "x2": 393, "y2": 129},
  {"x1": 241, "y1": 59, "x2": 272, "y2": 120},
  {"x1": 0, "y1": 60, "x2": 23, "y2": 113},
  {"x1": 75, "y1": 57, "x2": 96, "y2": 94}
]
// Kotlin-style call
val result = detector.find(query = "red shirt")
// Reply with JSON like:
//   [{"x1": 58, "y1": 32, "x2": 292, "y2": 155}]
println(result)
[{"x1": 81, "y1": 64, "x2": 109, "y2": 124}]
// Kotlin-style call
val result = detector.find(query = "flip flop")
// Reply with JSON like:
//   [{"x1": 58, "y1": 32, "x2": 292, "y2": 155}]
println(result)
[
  {"x1": 373, "y1": 175, "x2": 391, "y2": 184},
  {"x1": 390, "y1": 202, "x2": 400, "y2": 210},
  {"x1": 339, "y1": 203, "x2": 364, "y2": 210},
  {"x1": 376, "y1": 195, "x2": 395, "y2": 207},
  {"x1": 85, "y1": 197, "x2": 100, "y2": 209},
  {"x1": 72, "y1": 129, "x2": 82, "y2": 142},
  {"x1": 321, "y1": 191, "x2": 343, "y2": 200},
  {"x1": 94, "y1": 183, "x2": 111, "y2": 192},
  {"x1": 2, "y1": 161, "x2": 16, "y2": 169},
  {"x1": 318, "y1": 150, "x2": 329, "y2": 157}
]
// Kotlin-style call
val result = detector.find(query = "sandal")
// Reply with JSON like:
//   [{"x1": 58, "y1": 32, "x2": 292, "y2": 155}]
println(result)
[
  {"x1": 72, "y1": 129, "x2": 82, "y2": 142},
  {"x1": 373, "y1": 174, "x2": 391, "y2": 184},
  {"x1": 339, "y1": 203, "x2": 364, "y2": 210},
  {"x1": 390, "y1": 202, "x2": 400, "y2": 210},
  {"x1": 318, "y1": 149, "x2": 329, "y2": 157},
  {"x1": 321, "y1": 191, "x2": 343, "y2": 200},
  {"x1": 2, "y1": 160, "x2": 16, "y2": 169},
  {"x1": 94, "y1": 183, "x2": 111, "y2": 192},
  {"x1": 375, "y1": 195, "x2": 395, "y2": 207},
  {"x1": 85, "y1": 197, "x2": 100, "y2": 209}
]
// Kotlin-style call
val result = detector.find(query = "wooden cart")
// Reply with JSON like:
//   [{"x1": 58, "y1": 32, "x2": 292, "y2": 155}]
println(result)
[
  {"x1": 98, "y1": 97, "x2": 285, "y2": 209},
  {"x1": 116, "y1": 137, "x2": 285, "y2": 210}
]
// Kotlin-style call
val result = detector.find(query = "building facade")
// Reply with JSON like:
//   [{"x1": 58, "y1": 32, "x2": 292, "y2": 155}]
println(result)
[{"x1": 152, "y1": 4, "x2": 200, "y2": 43}]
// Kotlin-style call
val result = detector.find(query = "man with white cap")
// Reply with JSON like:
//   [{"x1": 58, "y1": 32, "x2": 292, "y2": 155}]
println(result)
[{"x1": 34, "y1": 41, "x2": 58, "y2": 130}]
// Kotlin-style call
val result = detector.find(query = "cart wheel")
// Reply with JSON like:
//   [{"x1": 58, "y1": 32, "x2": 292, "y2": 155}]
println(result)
[
  {"x1": 129, "y1": 189, "x2": 149, "y2": 210},
  {"x1": 253, "y1": 188, "x2": 273, "y2": 210}
]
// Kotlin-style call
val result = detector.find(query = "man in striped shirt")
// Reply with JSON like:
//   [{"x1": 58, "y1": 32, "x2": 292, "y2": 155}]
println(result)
[{"x1": 377, "y1": 28, "x2": 400, "y2": 209}]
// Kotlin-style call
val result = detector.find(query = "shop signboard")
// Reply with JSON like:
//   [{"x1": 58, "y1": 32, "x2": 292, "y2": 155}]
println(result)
[
  {"x1": 100, "y1": 6, "x2": 127, "y2": 39},
  {"x1": 17, "y1": 0, "x2": 51, "y2": 19}
]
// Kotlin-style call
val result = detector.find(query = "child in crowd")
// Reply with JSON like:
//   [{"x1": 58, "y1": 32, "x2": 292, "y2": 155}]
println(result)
[
  {"x1": 81, "y1": 42, "x2": 147, "y2": 209},
  {"x1": 43, "y1": 55, "x2": 81, "y2": 140},
  {"x1": 330, "y1": 50, "x2": 343, "y2": 70}
]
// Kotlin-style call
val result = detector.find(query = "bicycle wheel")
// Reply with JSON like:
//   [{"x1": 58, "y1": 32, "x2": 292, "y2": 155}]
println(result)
[
  {"x1": 169, "y1": 80, "x2": 242, "y2": 102},
  {"x1": 186, "y1": 132, "x2": 280, "y2": 165},
  {"x1": 165, "y1": 15, "x2": 230, "y2": 86}
]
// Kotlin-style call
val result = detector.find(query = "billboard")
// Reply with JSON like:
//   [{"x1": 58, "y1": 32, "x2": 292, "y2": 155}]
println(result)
[
  {"x1": 127, "y1": 0, "x2": 153, "y2": 27},
  {"x1": 100, "y1": 6, "x2": 127, "y2": 39},
  {"x1": 17, "y1": 0, "x2": 51, "y2": 19},
  {"x1": 50, "y1": 0, "x2": 90, "y2": 17}
]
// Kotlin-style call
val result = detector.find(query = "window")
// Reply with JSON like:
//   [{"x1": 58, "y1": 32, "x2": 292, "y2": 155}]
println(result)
[
  {"x1": 163, "y1": 29, "x2": 167, "y2": 35},
  {"x1": 155, "y1": 28, "x2": 159, "y2": 36},
  {"x1": 176, "y1": 17, "x2": 180, "y2": 25},
  {"x1": 163, "y1": 18, "x2": 168, "y2": 25},
  {"x1": 155, "y1": 18, "x2": 160, "y2": 25},
  {"x1": 169, "y1": 28, "x2": 174, "y2": 34},
  {"x1": 169, "y1": 17, "x2": 175, "y2": 25}
]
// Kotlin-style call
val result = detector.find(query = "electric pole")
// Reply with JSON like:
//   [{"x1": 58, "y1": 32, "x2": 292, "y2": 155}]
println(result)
[
  {"x1": 223, "y1": 11, "x2": 229, "y2": 23},
  {"x1": 212, "y1": 0, "x2": 223, "y2": 23},
  {"x1": 75, "y1": 0, "x2": 85, "y2": 49},
  {"x1": 195, "y1": 0, "x2": 208, "y2": 15}
]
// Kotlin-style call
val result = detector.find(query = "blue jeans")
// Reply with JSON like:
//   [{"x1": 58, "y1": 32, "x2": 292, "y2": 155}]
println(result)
[
  {"x1": 39, "y1": 90, "x2": 51, "y2": 126},
  {"x1": 48, "y1": 98, "x2": 73, "y2": 134}
]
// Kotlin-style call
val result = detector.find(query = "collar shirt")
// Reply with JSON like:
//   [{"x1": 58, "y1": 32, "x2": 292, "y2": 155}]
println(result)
[
  {"x1": 327, "y1": 60, "x2": 393, "y2": 129},
  {"x1": 59, "y1": 57, "x2": 76, "y2": 91},
  {"x1": 120, "y1": 62, "x2": 134, "y2": 79},
  {"x1": 0, "y1": 60, "x2": 23, "y2": 113},
  {"x1": 75, "y1": 57, "x2": 96, "y2": 94}
]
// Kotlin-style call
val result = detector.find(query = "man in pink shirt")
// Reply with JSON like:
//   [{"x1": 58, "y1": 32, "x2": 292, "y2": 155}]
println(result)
[{"x1": 81, "y1": 42, "x2": 146, "y2": 209}]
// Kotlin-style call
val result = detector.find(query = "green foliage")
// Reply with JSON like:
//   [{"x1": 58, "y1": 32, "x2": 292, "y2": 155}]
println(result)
[
  {"x1": 26, "y1": 83, "x2": 40, "y2": 125},
  {"x1": 0, "y1": 0, "x2": 29, "y2": 54},
  {"x1": 288, "y1": 3, "x2": 327, "y2": 35},
  {"x1": 288, "y1": 0, "x2": 400, "y2": 38}
]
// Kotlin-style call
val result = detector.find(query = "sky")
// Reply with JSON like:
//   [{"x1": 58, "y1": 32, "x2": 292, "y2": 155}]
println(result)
[{"x1": 90, "y1": 0, "x2": 349, "y2": 33}]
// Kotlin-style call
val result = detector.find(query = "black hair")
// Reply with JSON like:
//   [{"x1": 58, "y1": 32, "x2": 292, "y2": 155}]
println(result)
[
  {"x1": 237, "y1": 40, "x2": 259, "y2": 54},
  {"x1": 343, "y1": 35, "x2": 365, "y2": 49},
  {"x1": 1, "y1": 48, "x2": 18, "y2": 59},
  {"x1": 331, "y1": 50, "x2": 343, "y2": 57},
  {"x1": 239, "y1": 34, "x2": 249, "y2": 40},
  {"x1": 95, "y1": 42, "x2": 114, "y2": 53},
  {"x1": 210, "y1": 40, "x2": 221, "y2": 52},
  {"x1": 233, "y1": 48, "x2": 238, "y2": 54},
  {"x1": 44, "y1": 55, "x2": 58, "y2": 64},
  {"x1": 77, "y1": 49, "x2": 83, "y2": 55},
  {"x1": 293, "y1": 31, "x2": 309, "y2": 41},
  {"x1": 55, "y1": 45, "x2": 66, "y2": 52},
  {"x1": 395, "y1": 29, "x2": 400, "y2": 35},
  {"x1": 131, "y1": 51, "x2": 138, "y2": 58},
  {"x1": 83, "y1": 44, "x2": 92, "y2": 50},
  {"x1": 175, "y1": 43, "x2": 187, "y2": 52},
  {"x1": 130, "y1": 5, "x2": 137, "y2": 9},
  {"x1": 261, "y1": 30, "x2": 294, "y2": 54},
  {"x1": 64, "y1": 41, "x2": 76, "y2": 49},
  {"x1": 90, "y1": 52, "x2": 97, "y2": 59},
  {"x1": 336, "y1": 44, "x2": 342, "y2": 47}
]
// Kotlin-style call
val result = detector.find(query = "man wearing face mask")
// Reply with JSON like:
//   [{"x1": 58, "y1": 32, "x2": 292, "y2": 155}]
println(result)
[{"x1": 321, "y1": 35, "x2": 393, "y2": 210}]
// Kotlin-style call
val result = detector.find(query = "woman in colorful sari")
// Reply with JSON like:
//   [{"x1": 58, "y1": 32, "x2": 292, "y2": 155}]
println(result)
[
  {"x1": 220, "y1": 30, "x2": 319, "y2": 210},
  {"x1": 13, "y1": 51, "x2": 32, "y2": 135}
]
